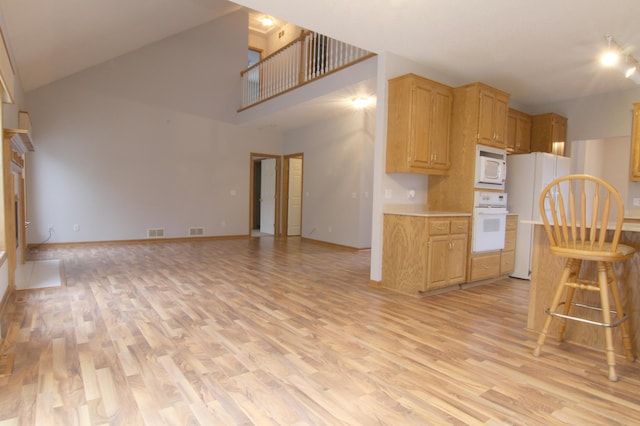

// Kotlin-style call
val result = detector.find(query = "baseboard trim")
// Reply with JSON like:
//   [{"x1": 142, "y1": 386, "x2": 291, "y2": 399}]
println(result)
[
  {"x1": 300, "y1": 237, "x2": 370, "y2": 251},
  {"x1": 27, "y1": 234, "x2": 249, "y2": 250}
]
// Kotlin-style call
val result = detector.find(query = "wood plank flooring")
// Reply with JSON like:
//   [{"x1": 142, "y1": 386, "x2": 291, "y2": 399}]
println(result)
[{"x1": 1, "y1": 237, "x2": 640, "y2": 425}]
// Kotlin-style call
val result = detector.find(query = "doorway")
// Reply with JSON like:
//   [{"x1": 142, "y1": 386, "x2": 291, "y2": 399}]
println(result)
[
  {"x1": 250, "y1": 153, "x2": 281, "y2": 237},
  {"x1": 283, "y1": 154, "x2": 303, "y2": 236}
]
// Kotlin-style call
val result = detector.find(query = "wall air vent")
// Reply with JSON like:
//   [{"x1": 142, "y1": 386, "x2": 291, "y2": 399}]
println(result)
[
  {"x1": 189, "y1": 227, "x2": 204, "y2": 237},
  {"x1": 147, "y1": 228, "x2": 165, "y2": 238}
]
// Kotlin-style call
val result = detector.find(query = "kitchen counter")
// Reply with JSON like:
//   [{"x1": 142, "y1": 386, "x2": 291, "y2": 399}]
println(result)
[
  {"x1": 528, "y1": 223, "x2": 640, "y2": 355},
  {"x1": 521, "y1": 218, "x2": 640, "y2": 233},
  {"x1": 384, "y1": 204, "x2": 471, "y2": 217}
]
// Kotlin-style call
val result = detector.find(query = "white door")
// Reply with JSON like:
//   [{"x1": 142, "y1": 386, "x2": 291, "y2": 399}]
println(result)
[
  {"x1": 260, "y1": 158, "x2": 276, "y2": 234},
  {"x1": 287, "y1": 158, "x2": 303, "y2": 236}
]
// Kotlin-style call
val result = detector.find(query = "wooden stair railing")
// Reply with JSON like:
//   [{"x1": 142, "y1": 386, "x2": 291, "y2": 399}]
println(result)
[{"x1": 239, "y1": 31, "x2": 374, "y2": 110}]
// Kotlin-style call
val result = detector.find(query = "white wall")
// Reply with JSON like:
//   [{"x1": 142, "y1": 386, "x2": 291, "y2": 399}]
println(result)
[
  {"x1": 282, "y1": 108, "x2": 374, "y2": 249},
  {"x1": 570, "y1": 137, "x2": 631, "y2": 213},
  {"x1": 265, "y1": 23, "x2": 301, "y2": 54},
  {"x1": 249, "y1": 23, "x2": 301, "y2": 58},
  {"x1": 24, "y1": 10, "x2": 284, "y2": 244}
]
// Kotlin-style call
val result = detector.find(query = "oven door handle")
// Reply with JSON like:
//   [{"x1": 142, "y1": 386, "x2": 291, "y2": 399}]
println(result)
[{"x1": 476, "y1": 210, "x2": 508, "y2": 216}]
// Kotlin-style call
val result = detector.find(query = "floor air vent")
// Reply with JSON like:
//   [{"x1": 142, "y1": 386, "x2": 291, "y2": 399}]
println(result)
[
  {"x1": 189, "y1": 227, "x2": 204, "y2": 237},
  {"x1": 147, "y1": 228, "x2": 165, "y2": 238}
]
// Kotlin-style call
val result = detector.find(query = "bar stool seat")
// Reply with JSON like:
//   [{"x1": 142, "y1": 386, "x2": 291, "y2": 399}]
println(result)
[{"x1": 532, "y1": 174, "x2": 636, "y2": 381}]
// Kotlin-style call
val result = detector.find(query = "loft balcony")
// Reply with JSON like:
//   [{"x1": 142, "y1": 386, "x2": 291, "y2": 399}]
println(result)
[{"x1": 239, "y1": 30, "x2": 375, "y2": 111}]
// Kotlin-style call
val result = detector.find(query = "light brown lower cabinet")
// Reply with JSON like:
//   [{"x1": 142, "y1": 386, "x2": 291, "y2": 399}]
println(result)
[
  {"x1": 469, "y1": 252, "x2": 501, "y2": 281},
  {"x1": 382, "y1": 214, "x2": 469, "y2": 295}
]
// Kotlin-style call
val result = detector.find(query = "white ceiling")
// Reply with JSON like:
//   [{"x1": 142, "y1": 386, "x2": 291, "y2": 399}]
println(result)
[
  {"x1": 0, "y1": 0, "x2": 639, "y2": 108},
  {"x1": 0, "y1": 0, "x2": 241, "y2": 91}
]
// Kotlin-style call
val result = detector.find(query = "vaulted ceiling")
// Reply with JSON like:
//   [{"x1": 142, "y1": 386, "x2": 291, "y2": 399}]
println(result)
[{"x1": 1, "y1": 0, "x2": 639, "y2": 108}]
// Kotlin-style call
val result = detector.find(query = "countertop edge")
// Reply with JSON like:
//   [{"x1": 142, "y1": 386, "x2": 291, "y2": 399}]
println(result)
[{"x1": 521, "y1": 219, "x2": 640, "y2": 233}]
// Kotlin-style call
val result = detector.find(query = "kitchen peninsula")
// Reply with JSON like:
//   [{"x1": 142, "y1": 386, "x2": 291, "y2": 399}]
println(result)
[{"x1": 528, "y1": 221, "x2": 640, "y2": 354}]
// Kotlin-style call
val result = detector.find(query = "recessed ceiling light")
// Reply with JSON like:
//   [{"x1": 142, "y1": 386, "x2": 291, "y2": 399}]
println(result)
[{"x1": 261, "y1": 16, "x2": 274, "y2": 27}]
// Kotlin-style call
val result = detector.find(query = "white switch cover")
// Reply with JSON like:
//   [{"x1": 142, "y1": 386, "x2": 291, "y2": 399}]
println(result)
[{"x1": 384, "y1": 189, "x2": 392, "y2": 199}]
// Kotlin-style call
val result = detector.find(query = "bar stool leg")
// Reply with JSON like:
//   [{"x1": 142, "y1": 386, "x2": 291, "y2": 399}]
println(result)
[
  {"x1": 606, "y1": 263, "x2": 635, "y2": 362},
  {"x1": 534, "y1": 259, "x2": 573, "y2": 357},
  {"x1": 558, "y1": 260, "x2": 581, "y2": 342},
  {"x1": 598, "y1": 262, "x2": 618, "y2": 381}
]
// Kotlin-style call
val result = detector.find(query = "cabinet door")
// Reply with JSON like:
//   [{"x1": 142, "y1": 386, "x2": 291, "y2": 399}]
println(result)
[
  {"x1": 506, "y1": 110, "x2": 517, "y2": 152},
  {"x1": 448, "y1": 233, "x2": 468, "y2": 285},
  {"x1": 631, "y1": 104, "x2": 640, "y2": 181},
  {"x1": 477, "y1": 90, "x2": 496, "y2": 146},
  {"x1": 428, "y1": 86, "x2": 452, "y2": 170},
  {"x1": 407, "y1": 81, "x2": 433, "y2": 170},
  {"x1": 493, "y1": 93, "x2": 509, "y2": 148},
  {"x1": 550, "y1": 116, "x2": 567, "y2": 155},
  {"x1": 426, "y1": 235, "x2": 449, "y2": 290},
  {"x1": 515, "y1": 114, "x2": 531, "y2": 153}
]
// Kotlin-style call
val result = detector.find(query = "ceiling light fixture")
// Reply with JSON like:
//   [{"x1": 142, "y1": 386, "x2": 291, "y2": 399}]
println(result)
[
  {"x1": 624, "y1": 56, "x2": 638, "y2": 78},
  {"x1": 600, "y1": 34, "x2": 640, "y2": 84},
  {"x1": 600, "y1": 34, "x2": 620, "y2": 67},
  {"x1": 352, "y1": 97, "x2": 373, "y2": 109},
  {"x1": 260, "y1": 16, "x2": 274, "y2": 27}
]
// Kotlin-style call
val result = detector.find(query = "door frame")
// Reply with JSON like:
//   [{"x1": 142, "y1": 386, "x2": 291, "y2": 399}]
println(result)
[
  {"x1": 249, "y1": 153, "x2": 281, "y2": 237},
  {"x1": 283, "y1": 153, "x2": 304, "y2": 237}
]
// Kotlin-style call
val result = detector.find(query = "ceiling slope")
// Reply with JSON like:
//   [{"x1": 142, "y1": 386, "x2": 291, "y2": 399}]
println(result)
[{"x1": 0, "y1": 0, "x2": 240, "y2": 91}]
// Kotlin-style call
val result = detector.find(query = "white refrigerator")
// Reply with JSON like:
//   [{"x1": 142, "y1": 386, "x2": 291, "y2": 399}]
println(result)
[{"x1": 506, "y1": 152, "x2": 572, "y2": 279}]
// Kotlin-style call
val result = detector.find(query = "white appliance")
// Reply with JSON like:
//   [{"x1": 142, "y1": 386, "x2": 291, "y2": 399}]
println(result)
[
  {"x1": 475, "y1": 145, "x2": 507, "y2": 190},
  {"x1": 472, "y1": 191, "x2": 508, "y2": 252},
  {"x1": 506, "y1": 152, "x2": 571, "y2": 279}
]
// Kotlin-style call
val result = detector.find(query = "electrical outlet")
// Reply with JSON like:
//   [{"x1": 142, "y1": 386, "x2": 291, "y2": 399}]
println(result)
[
  {"x1": 634, "y1": 198, "x2": 640, "y2": 207},
  {"x1": 48, "y1": 225, "x2": 54, "y2": 233},
  {"x1": 73, "y1": 224, "x2": 79, "y2": 232}
]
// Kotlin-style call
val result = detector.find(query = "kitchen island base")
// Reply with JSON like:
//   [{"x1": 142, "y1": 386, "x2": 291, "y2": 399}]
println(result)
[{"x1": 529, "y1": 224, "x2": 640, "y2": 357}]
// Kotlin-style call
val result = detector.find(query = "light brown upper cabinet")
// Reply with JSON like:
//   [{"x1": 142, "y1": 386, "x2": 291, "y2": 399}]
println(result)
[
  {"x1": 506, "y1": 108, "x2": 532, "y2": 154},
  {"x1": 531, "y1": 113, "x2": 567, "y2": 155},
  {"x1": 386, "y1": 74, "x2": 453, "y2": 175},
  {"x1": 630, "y1": 103, "x2": 640, "y2": 181},
  {"x1": 474, "y1": 84, "x2": 510, "y2": 149}
]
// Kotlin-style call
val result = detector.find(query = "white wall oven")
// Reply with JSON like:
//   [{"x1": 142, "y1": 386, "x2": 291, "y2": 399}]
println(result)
[{"x1": 472, "y1": 191, "x2": 508, "y2": 252}]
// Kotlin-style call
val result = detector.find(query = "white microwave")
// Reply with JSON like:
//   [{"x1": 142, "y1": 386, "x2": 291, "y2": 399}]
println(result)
[{"x1": 475, "y1": 145, "x2": 507, "y2": 189}]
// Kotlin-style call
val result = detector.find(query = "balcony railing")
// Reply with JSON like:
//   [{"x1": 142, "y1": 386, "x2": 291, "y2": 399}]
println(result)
[{"x1": 240, "y1": 31, "x2": 375, "y2": 110}]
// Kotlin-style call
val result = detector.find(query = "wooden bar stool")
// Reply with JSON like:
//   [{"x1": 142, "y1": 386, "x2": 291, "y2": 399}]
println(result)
[{"x1": 532, "y1": 174, "x2": 636, "y2": 381}]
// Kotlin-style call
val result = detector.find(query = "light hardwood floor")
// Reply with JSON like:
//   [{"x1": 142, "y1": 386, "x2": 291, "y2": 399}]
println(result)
[{"x1": 1, "y1": 237, "x2": 640, "y2": 425}]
